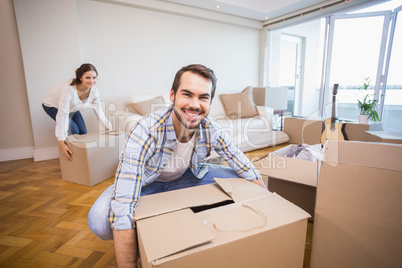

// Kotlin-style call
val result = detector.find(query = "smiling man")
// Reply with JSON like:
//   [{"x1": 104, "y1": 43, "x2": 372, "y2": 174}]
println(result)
[{"x1": 88, "y1": 64, "x2": 266, "y2": 267}]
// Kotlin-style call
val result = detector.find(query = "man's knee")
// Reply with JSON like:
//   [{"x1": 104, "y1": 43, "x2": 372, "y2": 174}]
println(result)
[
  {"x1": 88, "y1": 185, "x2": 114, "y2": 240},
  {"x1": 88, "y1": 205, "x2": 113, "y2": 240}
]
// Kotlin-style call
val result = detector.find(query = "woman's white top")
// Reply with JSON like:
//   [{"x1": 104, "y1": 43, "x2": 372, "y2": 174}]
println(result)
[{"x1": 42, "y1": 80, "x2": 112, "y2": 141}]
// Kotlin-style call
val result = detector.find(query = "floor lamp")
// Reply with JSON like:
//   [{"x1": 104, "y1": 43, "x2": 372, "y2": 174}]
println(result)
[
  {"x1": 252, "y1": 87, "x2": 289, "y2": 131},
  {"x1": 265, "y1": 87, "x2": 288, "y2": 131}
]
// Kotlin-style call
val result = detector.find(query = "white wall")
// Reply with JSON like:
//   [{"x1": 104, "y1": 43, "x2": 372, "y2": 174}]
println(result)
[
  {"x1": 13, "y1": 0, "x2": 82, "y2": 161},
  {"x1": 11, "y1": 0, "x2": 261, "y2": 161},
  {"x1": 76, "y1": 0, "x2": 260, "y2": 111},
  {"x1": 0, "y1": 0, "x2": 35, "y2": 161}
]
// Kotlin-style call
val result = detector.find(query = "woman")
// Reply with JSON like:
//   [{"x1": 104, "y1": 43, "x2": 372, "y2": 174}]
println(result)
[{"x1": 42, "y1": 63, "x2": 112, "y2": 161}]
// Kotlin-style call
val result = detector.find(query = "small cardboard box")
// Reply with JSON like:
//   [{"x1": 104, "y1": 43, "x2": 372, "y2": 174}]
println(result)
[
  {"x1": 310, "y1": 140, "x2": 402, "y2": 268},
  {"x1": 258, "y1": 144, "x2": 321, "y2": 187},
  {"x1": 284, "y1": 117, "x2": 323, "y2": 145},
  {"x1": 343, "y1": 121, "x2": 382, "y2": 141},
  {"x1": 58, "y1": 131, "x2": 125, "y2": 186},
  {"x1": 365, "y1": 131, "x2": 402, "y2": 144},
  {"x1": 134, "y1": 178, "x2": 310, "y2": 268},
  {"x1": 258, "y1": 144, "x2": 322, "y2": 219}
]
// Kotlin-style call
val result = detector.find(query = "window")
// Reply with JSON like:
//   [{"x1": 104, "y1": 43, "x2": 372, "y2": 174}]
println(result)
[
  {"x1": 326, "y1": 11, "x2": 389, "y2": 122},
  {"x1": 265, "y1": 1, "x2": 402, "y2": 132}
]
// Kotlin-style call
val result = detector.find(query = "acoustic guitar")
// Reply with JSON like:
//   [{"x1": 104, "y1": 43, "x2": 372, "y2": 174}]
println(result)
[{"x1": 321, "y1": 84, "x2": 347, "y2": 146}]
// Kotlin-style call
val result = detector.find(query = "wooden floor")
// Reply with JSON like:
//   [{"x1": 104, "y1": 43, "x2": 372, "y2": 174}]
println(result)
[
  {"x1": 0, "y1": 143, "x2": 312, "y2": 267},
  {"x1": 0, "y1": 158, "x2": 116, "y2": 267}
]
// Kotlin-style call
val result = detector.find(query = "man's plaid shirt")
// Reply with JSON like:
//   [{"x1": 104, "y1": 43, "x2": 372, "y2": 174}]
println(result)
[{"x1": 108, "y1": 106, "x2": 262, "y2": 230}]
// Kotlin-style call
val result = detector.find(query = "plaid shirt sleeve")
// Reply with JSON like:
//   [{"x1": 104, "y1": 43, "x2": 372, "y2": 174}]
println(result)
[
  {"x1": 108, "y1": 120, "x2": 155, "y2": 230},
  {"x1": 210, "y1": 121, "x2": 262, "y2": 181}
]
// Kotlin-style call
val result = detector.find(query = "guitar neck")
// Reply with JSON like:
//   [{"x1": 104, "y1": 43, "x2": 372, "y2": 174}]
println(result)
[
  {"x1": 331, "y1": 94, "x2": 336, "y2": 124},
  {"x1": 330, "y1": 84, "x2": 339, "y2": 128}
]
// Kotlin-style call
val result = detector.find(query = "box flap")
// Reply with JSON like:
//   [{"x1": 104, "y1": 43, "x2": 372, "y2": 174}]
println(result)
[
  {"x1": 214, "y1": 178, "x2": 270, "y2": 202},
  {"x1": 134, "y1": 183, "x2": 232, "y2": 221},
  {"x1": 67, "y1": 132, "x2": 124, "y2": 148},
  {"x1": 273, "y1": 143, "x2": 323, "y2": 160},
  {"x1": 136, "y1": 208, "x2": 214, "y2": 262},
  {"x1": 325, "y1": 140, "x2": 402, "y2": 171},
  {"x1": 271, "y1": 144, "x2": 293, "y2": 156},
  {"x1": 67, "y1": 133, "x2": 100, "y2": 147}
]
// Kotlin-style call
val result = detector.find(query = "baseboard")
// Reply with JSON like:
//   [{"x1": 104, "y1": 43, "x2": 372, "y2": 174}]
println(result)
[
  {"x1": 33, "y1": 147, "x2": 59, "y2": 162},
  {"x1": 0, "y1": 147, "x2": 34, "y2": 162},
  {"x1": 0, "y1": 146, "x2": 61, "y2": 162}
]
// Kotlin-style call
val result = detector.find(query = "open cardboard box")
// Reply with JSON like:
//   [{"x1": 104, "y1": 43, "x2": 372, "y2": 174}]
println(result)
[
  {"x1": 134, "y1": 178, "x2": 310, "y2": 268},
  {"x1": 258, "y1": 144, "x2": 322, "y2": 187},
  {"x1": 311, "y1": 140, "x2": 402, "y2": 267},
  {"x1": 258, "y1": 144, "x2": 322, "y2": 219}
]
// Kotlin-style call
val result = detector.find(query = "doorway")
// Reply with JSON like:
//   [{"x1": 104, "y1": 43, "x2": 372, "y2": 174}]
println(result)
[{"x1": 279, "y1": 34, "x2": 304, "y2": 115}]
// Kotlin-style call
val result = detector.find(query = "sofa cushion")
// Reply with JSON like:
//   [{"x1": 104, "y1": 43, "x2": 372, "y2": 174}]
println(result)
[
  {"x1": 126, "y1": 95, "x2": 167, "y2": 116},
  {"x1": 219, "y1": 87, "x2": 258, "y2": 119},
  {"x1": 209, "y1": 98, "x2": 226, "y2": 118}
]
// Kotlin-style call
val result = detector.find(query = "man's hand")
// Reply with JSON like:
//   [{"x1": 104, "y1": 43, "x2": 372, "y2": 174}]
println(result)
[
  {"x1": 252, "y1": 178, "x2": 267, "y2": 189},
  {"x1": 59, "y1": 141, "x2": 72, "y2": 161},
  {"x1": 114, "y1": 229, "x2": 138, "y2": 268}
]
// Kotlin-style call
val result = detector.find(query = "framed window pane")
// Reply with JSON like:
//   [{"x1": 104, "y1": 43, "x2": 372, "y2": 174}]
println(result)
[{"x1": 327, "y1": 14, "x2": 386, "y2": 122}]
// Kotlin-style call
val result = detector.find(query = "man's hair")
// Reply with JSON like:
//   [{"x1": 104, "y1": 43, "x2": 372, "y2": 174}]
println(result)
[{"x1": 171, "y1": 64, "x2": 217, "y2": 101}]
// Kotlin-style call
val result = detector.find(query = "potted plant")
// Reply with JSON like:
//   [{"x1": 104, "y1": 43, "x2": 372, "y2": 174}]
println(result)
[{"x1": 357, "y1": 77, "x2": 380, "y2": 124}]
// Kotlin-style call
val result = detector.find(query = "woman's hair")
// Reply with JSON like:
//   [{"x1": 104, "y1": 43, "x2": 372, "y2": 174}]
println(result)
[
  {"x1": 171, "y1": 64, "x2": 217, "y2": 101},
  {"x1": 70, "y1": 63, "x2": 98, "y2": 86}
]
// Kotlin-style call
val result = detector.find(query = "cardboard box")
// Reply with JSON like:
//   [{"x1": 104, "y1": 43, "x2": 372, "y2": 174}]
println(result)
[
  {"x1": 258, "y1": 144, "x2": 322, "y2": 220},
  {"x1": 310, "y1": 140, "x2": 402, "y2": 268},
  {"x1": 284, "y1": 117, "x2": 323, "y2": 145},
  {"x1": 58, "y1": 131, "x2": 125, "y2": 186},
  {"x1": 134, "y1": 178, "x2": 310, "y2": 268},
  {"x1": 365, "y1": 131, "x2": 402, "y2": 144},
  {"x1": 343, "y1": 121, "x2": 382, "y2": 141}
]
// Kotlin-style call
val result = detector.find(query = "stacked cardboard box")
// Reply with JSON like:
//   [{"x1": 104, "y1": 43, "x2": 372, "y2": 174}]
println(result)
[
  {"x1": 343, "y1": 121, "x2": 382, "y2": 141},
  {"x1": 365, "y1": 130, "x2": 402, "y2": 144},
  {"x1": 284, "y1": 117, "x2": 384, "y2": 143},
  {"x1": 310, "y1": 140, "x2": 402, "y2": 267},
  {"x1": 284, "y1": 117, "x2": 322, "y2": 145}
]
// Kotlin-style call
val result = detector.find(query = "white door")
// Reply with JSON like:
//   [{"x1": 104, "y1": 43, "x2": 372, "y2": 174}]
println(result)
[{"x1": 279, "y1": 34, "x2": 303, "y2": 115}]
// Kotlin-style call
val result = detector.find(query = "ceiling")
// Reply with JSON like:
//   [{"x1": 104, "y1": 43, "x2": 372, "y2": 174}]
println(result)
[{"x1": 164, "y1": 0, "x2": 332, "y2": 21}]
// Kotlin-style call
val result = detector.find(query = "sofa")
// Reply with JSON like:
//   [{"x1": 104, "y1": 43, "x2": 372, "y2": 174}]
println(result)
[{"x1": 112, "y1": 87, "x2": 289, "y2": 154}]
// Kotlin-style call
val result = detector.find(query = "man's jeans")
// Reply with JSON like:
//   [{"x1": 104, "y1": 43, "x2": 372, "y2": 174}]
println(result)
[{"x1": 88, "y1": 164, "x2": 241, "y2": 240}]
